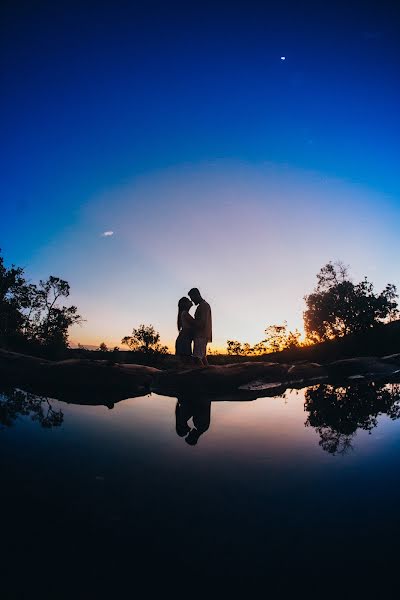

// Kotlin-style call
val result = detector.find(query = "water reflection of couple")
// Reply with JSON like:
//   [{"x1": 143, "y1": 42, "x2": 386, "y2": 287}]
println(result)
[
  {"x1": 175, "y1": 288, "x2": 212, "y2": 367},
  {"x1": 175, "y1": 396, "x2": 211, "y2": 445}
]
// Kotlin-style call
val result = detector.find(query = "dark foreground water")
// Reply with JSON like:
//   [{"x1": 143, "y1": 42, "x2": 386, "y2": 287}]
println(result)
[{"x1": 1, "y1": 383, "x2": 400, "y2": 594}]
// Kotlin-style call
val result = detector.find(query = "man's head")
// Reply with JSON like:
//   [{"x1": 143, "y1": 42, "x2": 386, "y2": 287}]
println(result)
[{"x1": 188, "y1": 288, "x2": 202, "y2": 305}]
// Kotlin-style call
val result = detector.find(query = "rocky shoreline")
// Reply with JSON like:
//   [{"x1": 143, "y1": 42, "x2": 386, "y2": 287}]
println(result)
[{"x1": 1, "y1": 348, "x2": 400, "y2": 406}]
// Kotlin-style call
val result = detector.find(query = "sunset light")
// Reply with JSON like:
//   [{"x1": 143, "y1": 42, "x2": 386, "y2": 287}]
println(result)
[{"x1": 2, "y1": 1, "x2": 400, "y2": 591}]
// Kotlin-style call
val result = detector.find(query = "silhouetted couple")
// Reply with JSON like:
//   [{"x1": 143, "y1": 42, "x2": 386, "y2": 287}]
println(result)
[{"x1": 175, "y1": 288, "x2": 212, "y2": 367}]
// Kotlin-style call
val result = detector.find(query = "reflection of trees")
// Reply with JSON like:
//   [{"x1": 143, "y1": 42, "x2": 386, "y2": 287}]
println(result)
[
  {"x1": 0, "y1": 388, "x2": 63, "y2": 429},
  {"x1": 304, "y1": 383, "x2": 400, "y2": 455}
]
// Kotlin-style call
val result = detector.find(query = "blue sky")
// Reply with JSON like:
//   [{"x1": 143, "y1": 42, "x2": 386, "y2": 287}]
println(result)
[{"x1": 1, "y1": 1, "x2": 399, "y2": 348}]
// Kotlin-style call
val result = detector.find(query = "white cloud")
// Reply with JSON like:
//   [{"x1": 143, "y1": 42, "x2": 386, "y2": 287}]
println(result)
[{"x1": 101, "y1": 231, "x2": 114, "y2": 237}]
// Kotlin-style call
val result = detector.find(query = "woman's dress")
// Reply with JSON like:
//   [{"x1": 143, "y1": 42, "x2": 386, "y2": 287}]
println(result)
[{"x1": 175, "y1": 311, "x2": 194, "y2": 357}]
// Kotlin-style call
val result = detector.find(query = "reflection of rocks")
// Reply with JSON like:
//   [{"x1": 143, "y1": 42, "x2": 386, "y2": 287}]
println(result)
[
  {"x1": 0, "y1": 349, "x2": 160, "y2": 404},
  {"x1": 158, "y1": 357, "x2": 400, "y2": 397},
  {"x1": 238, "y1": 362, "x2": 327, "y2": 392},
  {"x1": 155, "y1": 362, "x2": 287, "y2": 396},
  {"x1": 1, "y1": 348, "x2": 400, "y2": 404},
  {"x1": 238, "y1": 381, "x2": 285, "y2": 392},
  {"x1": 46, "y1": 359, "x2": 159, "y2": 389}
]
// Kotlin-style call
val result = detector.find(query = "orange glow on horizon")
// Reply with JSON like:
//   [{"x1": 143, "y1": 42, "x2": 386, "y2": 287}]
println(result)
[{"x1": 29, "y1": 161, "x2": 398, "y2": 352}]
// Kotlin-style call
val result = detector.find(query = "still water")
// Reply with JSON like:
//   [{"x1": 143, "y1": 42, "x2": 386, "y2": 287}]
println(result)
[{"x1": 1, "y1": 383, "x2": 400, "y2": 590}]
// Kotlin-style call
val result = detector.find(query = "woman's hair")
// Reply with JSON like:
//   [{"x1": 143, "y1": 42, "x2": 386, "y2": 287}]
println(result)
[{"x1": 177, "y1": 297, "x2": 192, "y2": 330}]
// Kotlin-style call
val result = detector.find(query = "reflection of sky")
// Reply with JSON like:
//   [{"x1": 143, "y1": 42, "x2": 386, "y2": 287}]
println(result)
[
  {"x1": 5, "y1": 388, "x2": 400, "y2": 466},
  {"x1": 4, "y1": 387, "x2": 400, "y2": 580},
  {"x1": 1, "y1": 3, "x2": 399, "y2": 349}
]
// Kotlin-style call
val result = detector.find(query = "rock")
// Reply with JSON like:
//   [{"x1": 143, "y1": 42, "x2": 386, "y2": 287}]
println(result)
[
  {"x1": 154, "y1": 362, "x2": 288, "y2": 395},
  {"x1": 2, "y1": 348, "x2": 400, "y2": 406},
  {"x1": 286, "y1": 362, "x2": 328, "y2": 383},
  {"x1": 381, "y1": 353, "x2": 400, "y2": 367},
  {"x1": 238, "y1": 380, "x2": 284, "y2": 391},
  {"x1": 0, "y1": 348, "x2": 49, "y2": 381},
  {"x1": 0, "y1": 350, "x2": 161, "y2": 403},
  {"x1": 326, "y1": 357, "x2": 398, "y2": 380},
  {"x1": 45, "y1": 359, "x2": 159, "y2": 387}
]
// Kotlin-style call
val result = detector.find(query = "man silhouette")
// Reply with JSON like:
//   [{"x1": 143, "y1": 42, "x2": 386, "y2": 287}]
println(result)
[{"x1": 188, "y1": 288, "x2": 212, "y2": 366}]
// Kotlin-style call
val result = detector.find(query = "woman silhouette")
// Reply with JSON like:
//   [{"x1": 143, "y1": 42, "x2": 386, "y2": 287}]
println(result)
[{"x1": 175, "y1": 297, "x2": 195, "y2": 364}]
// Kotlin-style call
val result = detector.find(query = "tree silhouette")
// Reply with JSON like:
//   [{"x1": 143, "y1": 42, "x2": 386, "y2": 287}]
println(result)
[
  {"x1": 0, "y1": 250, "x2": 29, "y2": 346},
  {"x1": 99, "y1": 342, "x2": 109, "y2": 352},
  {"x1": 304, "y1": 261, "x2": 398, "y2": 342},
  {"x1": 226, "y1": 322, "x2": 301, "y2": 355},
  {"x1": 226, "y1": 340, "x2": 248, "y2": 355},
  {"x1": 263, "y1": 321, "x2": 301, "y2": 352},
  {"x1": 31, "y1": 276, "x2": 83, "y2": 349},
  {"x1": 0, "y1": 250, "x2": 83, "y2": 353},
  {"x1": 121, "y1": 324, "x2": 168, "y2": 354}
]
